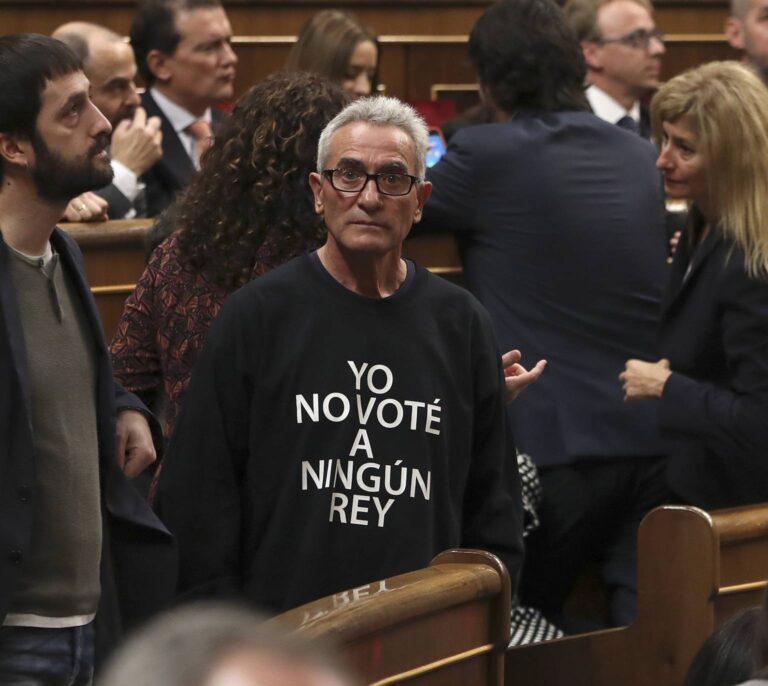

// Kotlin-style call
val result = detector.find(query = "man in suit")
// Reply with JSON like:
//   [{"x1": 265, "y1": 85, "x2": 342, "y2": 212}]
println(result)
[
  {"x1": 52, "y1": 22, "x2": 163, "y2": 220},
  {"x1": 0, "y1": 34, "x2": 175, "y2": 681},
  {"x1": 726, "y1": 0, "x2": 768, "y2": 85},
  {"x1": 565, "y1": 0, "x2": 665, "y2": 137},
  {"x1": 418, "y1": 0, "x2": 668, "y2": 628},
  {"x1": 130, "y1": 0, "x2": 237, "y2": 217}
]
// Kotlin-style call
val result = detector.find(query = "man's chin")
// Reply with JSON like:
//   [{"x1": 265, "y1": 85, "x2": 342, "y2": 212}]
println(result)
[{"x1": 91, "y1": 164, "x2": 115, "y2": 191}]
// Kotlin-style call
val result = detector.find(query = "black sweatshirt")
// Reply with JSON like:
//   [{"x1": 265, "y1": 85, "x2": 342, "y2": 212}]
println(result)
[{"x1": 157, "y1": 253, "x2": 523, "y2": 613}]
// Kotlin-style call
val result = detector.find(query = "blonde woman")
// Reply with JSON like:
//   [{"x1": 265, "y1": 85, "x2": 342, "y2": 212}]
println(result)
[{"x1": 621, "y1": 61, "x2": 768, "y2": 508}]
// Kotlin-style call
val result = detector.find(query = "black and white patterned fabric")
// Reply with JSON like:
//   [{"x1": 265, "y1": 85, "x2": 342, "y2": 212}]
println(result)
[
  {"x1": 509, "y1": 605, "x2": 565, "y2": 646},
  {"x1": 509, "y1": 452, "x2": 565, "y2": 646}
]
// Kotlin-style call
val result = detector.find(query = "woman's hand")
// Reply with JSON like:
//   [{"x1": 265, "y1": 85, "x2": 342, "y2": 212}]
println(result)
[{"x1": 620, "y1": 359, "x2": 672, "y2": 401}]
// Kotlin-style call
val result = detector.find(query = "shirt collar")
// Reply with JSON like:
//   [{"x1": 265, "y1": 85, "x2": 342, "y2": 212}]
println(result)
[
  {"x1": 586, "y1": 84, "x2": 640, "y2": 125},
  {"x1": 149, "y1": 87, "x2": 212, "y2": 135}
]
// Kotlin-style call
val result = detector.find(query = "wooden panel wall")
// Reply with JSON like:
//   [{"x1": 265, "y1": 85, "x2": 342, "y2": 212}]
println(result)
[{"x1": 0, "y1": 2, "x2": 738, "y2": 101}]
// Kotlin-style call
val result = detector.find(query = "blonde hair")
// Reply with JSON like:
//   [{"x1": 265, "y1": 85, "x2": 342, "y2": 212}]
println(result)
[{"x1": 652, "y1": 60, "x2": 768, "y2": 279}]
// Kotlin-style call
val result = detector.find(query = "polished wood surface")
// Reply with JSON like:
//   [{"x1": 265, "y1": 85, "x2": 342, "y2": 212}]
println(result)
[
  {"x1": 61, "y1": 219, "x2": 152, "y2": 341},
  {"x1": 0, "y1": 2, "x2": 736, "y2": 102},
  {"x1": 274, "y1": 549, "x2": 511, "y2": 686},
  {"x1": 506, "y1": 504, "x2": 768, "y2": 686},
  {"x1": 60, "y1": 220, "x2": 463, "y2": 340}
]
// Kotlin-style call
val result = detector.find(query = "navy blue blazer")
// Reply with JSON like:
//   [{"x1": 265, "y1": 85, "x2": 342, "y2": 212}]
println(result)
[
  {"x1": 660, "y1": 225, "x2": 768, "y2": 508},
  {"x1": 0, "y1": 228, "x2": 176, "y2": 658},
  {"x1": 419, "y1": 110, "x2": 668, "y2": 467},
  {"x1": 140, "y1": 91, "x2": 223, "y2": 217}
]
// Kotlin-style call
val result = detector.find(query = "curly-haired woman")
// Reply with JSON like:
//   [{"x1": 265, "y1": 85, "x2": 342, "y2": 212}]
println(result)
[{"x1": 110, "y1": 72, "x2": 348, "y2": 440}]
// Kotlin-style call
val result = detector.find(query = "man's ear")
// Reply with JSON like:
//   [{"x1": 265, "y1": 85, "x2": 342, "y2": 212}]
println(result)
[
  {"x1": 0, "y1": 133, "x2": 31, "y2": 170},
  {"x1": 412, "y1": 180, "x2": 432, "y2": 224},
  {"x1": 582, "y1": 40, "x2": 604, "y2": 70},
  {"x1": 725, "y1": 16, "x2": 746, "y2": 50},
  {"x1": 146, "y1": 49, "x2": 173, "y2": 83},
  {"x1": 308, "y1": 171, "x2": 324, "y2": 216}
]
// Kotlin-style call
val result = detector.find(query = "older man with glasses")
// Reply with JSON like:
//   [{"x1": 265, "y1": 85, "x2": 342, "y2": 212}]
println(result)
[
  {"x1": 156, "y1": 96, "x2": 524, "y2": 615},
  {"x1": 565, "y1": 0, "x2": 665, "y2": 137}
]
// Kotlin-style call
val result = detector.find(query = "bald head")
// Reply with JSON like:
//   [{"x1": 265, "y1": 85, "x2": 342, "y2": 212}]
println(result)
[
  {"x1": 52, "y1": 22, "x2": 140, "y2": 125},
  {"x1": 725, "y1": 0, "x2": 768, "y2": 83}
]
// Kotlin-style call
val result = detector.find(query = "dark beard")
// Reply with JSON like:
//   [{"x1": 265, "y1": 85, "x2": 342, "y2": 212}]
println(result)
[
  {"x1": 30, "y1": 131, "x2": 114, "y2": 204},
  {"x1": 111, "y1": 104, "x2": 137, "y2": 127}
]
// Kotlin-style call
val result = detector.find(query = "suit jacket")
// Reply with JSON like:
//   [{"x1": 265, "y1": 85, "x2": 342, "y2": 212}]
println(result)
[
  {"x1": 141, "y1": 91, "x2": 222, "y2": 217},
  {"x1": 660, "y1": 224, "x2": 768, "y2": 508},
  {"x1": 418, "y1": 109, "x2": 668, "y2": 467},
  {"x1": 0, "y1": 228, "x2": 176, "y2": 660},
  {"x1": 95, "y1": 181, "x2": 134, "y2": 220}
]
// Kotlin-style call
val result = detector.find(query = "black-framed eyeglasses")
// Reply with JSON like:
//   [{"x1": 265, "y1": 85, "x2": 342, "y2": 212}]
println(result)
[
  {"x1": 322, "y1": 168, "x2": 419, "y2": 196},
  {"x1": 594, "y1": 28, "x2": 664, "y2": 50}
]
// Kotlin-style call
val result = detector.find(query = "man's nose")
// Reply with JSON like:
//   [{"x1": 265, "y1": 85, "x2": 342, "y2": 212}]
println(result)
[
  {"x1": 222, "y1": 41, "x2": 238, "y2": 66},
  {"x1": 649, "y1": 34, "x2": 666, "y2": 56},
  {"x1": 357, "y1": 175, "x2": 383, "y2": 205}
]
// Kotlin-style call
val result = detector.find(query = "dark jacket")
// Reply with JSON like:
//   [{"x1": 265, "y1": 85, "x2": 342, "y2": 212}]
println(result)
[
  {"x1": 140, "y1": 91, "x2": 222, "y2": 217},
  {"x1": 419, "y1": 110, "x2": 668, "y2": 467},
  {"x1": 660, "y1": 225, "x2": 768, "y2": 508},
  {"x1": 0, "y1": 228, "x2": 176, "y2": 661}
]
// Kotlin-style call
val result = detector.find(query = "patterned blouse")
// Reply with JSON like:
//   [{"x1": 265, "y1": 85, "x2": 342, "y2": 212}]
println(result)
[{"x1": 110, "y1": 231, "x2": 316, "y2": 439}]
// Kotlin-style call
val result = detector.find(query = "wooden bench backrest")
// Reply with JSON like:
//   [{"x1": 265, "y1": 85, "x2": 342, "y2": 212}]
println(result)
[
  {"x1": 272, "y1": 549, "x2": 511, "y2": 686},
  {"x1": 506, "y1": 504, "x2": 768, "y2": 686},
  {"x1": 61, "y1": 221, "x2": 464, "y2": 340}
]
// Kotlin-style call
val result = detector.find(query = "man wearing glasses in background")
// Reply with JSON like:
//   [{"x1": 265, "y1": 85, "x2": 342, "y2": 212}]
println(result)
[
  {"x1": 565, "y1": 0, "x2": 665, "y2": 137},
  {"x1": 156, "y1": 97, "x2": 524, "y2": 614}
]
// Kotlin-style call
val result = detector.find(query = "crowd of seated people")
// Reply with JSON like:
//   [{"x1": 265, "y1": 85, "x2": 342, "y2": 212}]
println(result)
[{"x1": 1, "y1": 0, "x2": 768, "y2": 681}]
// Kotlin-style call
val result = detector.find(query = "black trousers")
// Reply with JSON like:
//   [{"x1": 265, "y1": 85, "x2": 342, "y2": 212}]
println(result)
[{"x1": 519, "y1": 456, "x2": 667, "y2": 629}]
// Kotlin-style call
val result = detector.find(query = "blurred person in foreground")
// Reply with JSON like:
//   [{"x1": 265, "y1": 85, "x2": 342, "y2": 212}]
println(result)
[
  {"x1": 97, "y1": 603, "x2": 358, "y2": 686},
  {"x1": 621, "y1": 61, "x2": 768, "y2": 509}
]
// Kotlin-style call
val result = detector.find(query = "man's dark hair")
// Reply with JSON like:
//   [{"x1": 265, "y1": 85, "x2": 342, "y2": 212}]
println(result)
[
  {"x1": 469, "y1": 0, "x2": 589, "y2": 114},
  {"x1": 130, "y1": 0, "x2": 222, "y2": 85},
  {"x1": 0, "y1": 33, "x2": 83, "y2": 184},
  {"x1": 684, "y1": 607, "x2": 763, "y2": 686}
]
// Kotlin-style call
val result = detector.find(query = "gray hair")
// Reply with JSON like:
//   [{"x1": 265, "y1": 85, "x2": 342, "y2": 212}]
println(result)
[
  {"x1": 316, "y1": 96, "x2": 429, "y2": 180},
  {"x1": 96, "y1": 602, "x2": 357, "y2": 686}
]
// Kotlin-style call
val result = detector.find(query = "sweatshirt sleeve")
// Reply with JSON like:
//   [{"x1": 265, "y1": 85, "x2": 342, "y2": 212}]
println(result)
[
  {"x1": 460, "y1": 305, "x2": 525, "y2": 589},
  {"x1": 155, "y1": 295, "x2": 253, "y2": 599}
]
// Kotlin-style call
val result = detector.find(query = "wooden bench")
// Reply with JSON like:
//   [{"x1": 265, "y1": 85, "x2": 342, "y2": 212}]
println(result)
[
  {"x1": 61, "y1": 220, "x2": 464, "y2": 340},
  {"x1": 61, "y1": 219, "x2": 152, "y2": 341},
  {"x1": 272, "y1": 549, "x2": 512, "y2": 686},
  {"x1": 506, "y1": 504, "x2": 768, "y2": 686},
  {"x1": 270, "y1": 505, "x2": 768, "y2": 686}
]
